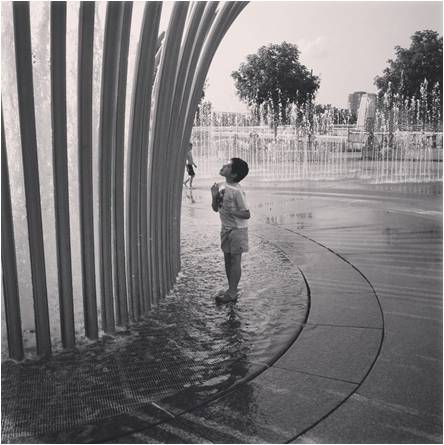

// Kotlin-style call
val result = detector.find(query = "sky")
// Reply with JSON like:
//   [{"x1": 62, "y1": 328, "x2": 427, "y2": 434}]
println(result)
[{"x1": 202, "y1": 1, "x2": 443, "y2": 112}]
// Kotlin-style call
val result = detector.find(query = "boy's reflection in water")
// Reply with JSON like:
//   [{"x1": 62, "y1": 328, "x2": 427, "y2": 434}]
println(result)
[
  {"x1": 185, "y1": 187, "x2": 196, "y2": 204},
  {"x1": 209, "y1": 303, "x2": 256, "y2": 419}
]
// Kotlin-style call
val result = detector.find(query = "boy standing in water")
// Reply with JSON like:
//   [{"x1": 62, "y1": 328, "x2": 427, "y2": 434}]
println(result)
[{"x1": 211, "y1": 158, "x2": 250, "y2": 303}]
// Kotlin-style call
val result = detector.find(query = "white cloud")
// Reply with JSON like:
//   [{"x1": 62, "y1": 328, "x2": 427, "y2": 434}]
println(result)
[{"x1": 297, "y1": 36, "x2": 329, "y2": 59}]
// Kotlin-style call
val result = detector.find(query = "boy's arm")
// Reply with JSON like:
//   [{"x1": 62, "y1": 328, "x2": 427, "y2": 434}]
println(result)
[
  {"x1": 211, "y1": 183, "x2": 219, "y2": 212},
  {"x1": 211, "y1": 196, "x2": 219, "y2": 212},
  {"x1": 230, "y1": 209, "x2": 250, "y2": 219},
  {"x1": 230, "y1": 190, "x2": 250, "y2": 219}
]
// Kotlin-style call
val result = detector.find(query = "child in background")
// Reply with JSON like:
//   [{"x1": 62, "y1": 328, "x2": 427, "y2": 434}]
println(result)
[{"x1": 183, "y1": 142, "x2": 197, "y2": 188}]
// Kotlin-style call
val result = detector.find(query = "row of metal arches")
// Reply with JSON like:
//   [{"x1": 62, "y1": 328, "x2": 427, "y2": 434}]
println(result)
[{"x1": 2, "y1": 1, "x2": 247, "y2": 360}]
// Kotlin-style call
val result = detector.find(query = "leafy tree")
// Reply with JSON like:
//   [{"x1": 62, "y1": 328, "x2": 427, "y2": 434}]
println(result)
[
  {"x1": 374, "y1": 30, "x2": 442, "y2": 105},
  {"x1": 231, "y1": 42, "x2": 320, "y2": 131},
  {"x1": 195, "y1": 80, "x2": 211, "y2": 125}
]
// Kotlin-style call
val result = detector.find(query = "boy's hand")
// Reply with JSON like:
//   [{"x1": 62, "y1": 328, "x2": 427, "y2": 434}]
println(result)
[
  {"x1": 211, "y1": 183, "x2": 219, "y2": 198},
  {"x1": 211, "y1": 183, "x2": 221, "y2": 212}
]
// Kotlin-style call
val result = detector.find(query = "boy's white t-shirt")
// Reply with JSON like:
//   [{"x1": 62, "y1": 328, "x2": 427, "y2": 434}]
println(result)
[{"x1": 217, "y1": 182, "x2": 249, "y2": 229}]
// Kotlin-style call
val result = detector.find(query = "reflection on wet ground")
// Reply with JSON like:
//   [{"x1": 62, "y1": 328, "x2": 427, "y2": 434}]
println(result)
[
  {"x1": 1, "y1": 200, "x2": 307, "y2": 442},
  {"x1": 246, "y1": 180, "x2": 442, "y2": 228}
]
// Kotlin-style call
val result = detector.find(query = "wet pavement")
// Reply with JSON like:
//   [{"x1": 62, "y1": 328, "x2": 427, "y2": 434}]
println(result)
[
  {"x1": 2, "y1": 179, "x2": 442, "y2": 443},
  {"x1": 2, "y1": 188, "x2": 308, "y2": 443}
]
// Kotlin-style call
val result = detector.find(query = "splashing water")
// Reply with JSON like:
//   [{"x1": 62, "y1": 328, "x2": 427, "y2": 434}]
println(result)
[{"x1": 191, "y1": 110, "x2": 442, "y2": 184}]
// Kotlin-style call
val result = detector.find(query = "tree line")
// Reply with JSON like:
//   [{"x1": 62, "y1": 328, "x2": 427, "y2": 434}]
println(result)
[{"x1": 228, "y1": 30, "x2": 442, "y2": 131}]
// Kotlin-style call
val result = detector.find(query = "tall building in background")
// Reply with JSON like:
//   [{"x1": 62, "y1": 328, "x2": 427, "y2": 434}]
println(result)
[
  {"x1": 356, "y1": 93, "x2": 377, "y2": 130},
  {"x1": 348, "y1": 91, "x2": 366, "y2": 117}
]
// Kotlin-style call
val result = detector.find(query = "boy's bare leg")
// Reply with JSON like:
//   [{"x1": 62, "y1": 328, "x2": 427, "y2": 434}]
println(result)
[
  {"x1": 224, "y1": 253, "x2": 231, "y2": 282},
  {"x1": 213, "y1": 253, "x2": 231, "y2": 298},
  {"x1": 228, "y1": 253, "x2": 242, "y2": 296},
  {"x1": 183, "y1": 177, "x2": 189, "y2": 187},
  {"x1": 189, "y1": 176, "x2": 194, "y2": 188}
]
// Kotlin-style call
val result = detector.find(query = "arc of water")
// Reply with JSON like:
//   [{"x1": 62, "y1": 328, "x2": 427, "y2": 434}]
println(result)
[
  {"x1": 13, "y1": 2, "x2": 51, "y2": 357},
  {"x1": 154, "y1": 32, "x2": 166, "y2": 70}
]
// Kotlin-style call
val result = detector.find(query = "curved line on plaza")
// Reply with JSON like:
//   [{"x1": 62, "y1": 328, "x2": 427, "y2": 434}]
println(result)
[
  {"x1": 251, "y1": 231, "x2": 313, "y2": 358},
  {"x1": 280, "y1": 228, "x2": 386, "y2": 443}
]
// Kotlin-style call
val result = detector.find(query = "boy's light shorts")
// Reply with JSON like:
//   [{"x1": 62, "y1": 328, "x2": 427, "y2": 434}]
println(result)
[{"x1": 221, "y1": 228, "x2": 249, "y2": 254}]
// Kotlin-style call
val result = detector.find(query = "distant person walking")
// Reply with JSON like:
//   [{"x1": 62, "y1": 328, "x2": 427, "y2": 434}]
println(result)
[
  {"x1": 183, "y1": 142, "x2": 197, "y2": 188},
  {"x1": 211, "y1": 158, "x2": 250, "y2": 303}
]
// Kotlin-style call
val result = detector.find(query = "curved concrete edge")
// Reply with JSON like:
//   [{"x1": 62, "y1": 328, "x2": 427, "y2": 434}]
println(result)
[
  {"x1": 269, "y1": 227, "x2": 385, "y2": 442},
  {"x1": 108, "y1": 223, "x2": 384, "y2": 444}
]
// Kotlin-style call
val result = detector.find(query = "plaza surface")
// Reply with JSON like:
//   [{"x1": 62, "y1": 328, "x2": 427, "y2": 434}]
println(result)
[{"x1": 2, "y1": 179, "x2": 442, "y2": 443}]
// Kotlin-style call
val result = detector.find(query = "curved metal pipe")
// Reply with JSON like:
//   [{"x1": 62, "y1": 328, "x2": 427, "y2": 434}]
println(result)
[
  {"x1": 127, "y1": 2, "x2": 162, "y2": 319},
  {"x1": 114, "y1": 1, "x2": 133, "y2": 326},
  {"x1": 164, "y1": 2, "x2": 208, "y2": 289},
  {"x1": 148, "y1": 2, "x2": 189, "y2": 305},
  {"x1": 78, "y1": 1, "x2": 99, "y2": 340},
  {"x1": 51, "y1": 1, "x2": 76, "y2": 349},
  {"x1": 13, "y1": 1, "x2": 51, "y2": 357},
  {"x1": 170, "y1": 3, "x2": 219, "y2": 277},
  {"x1": 98, "y1": 2, "x2": 125, "y2": 333}
]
